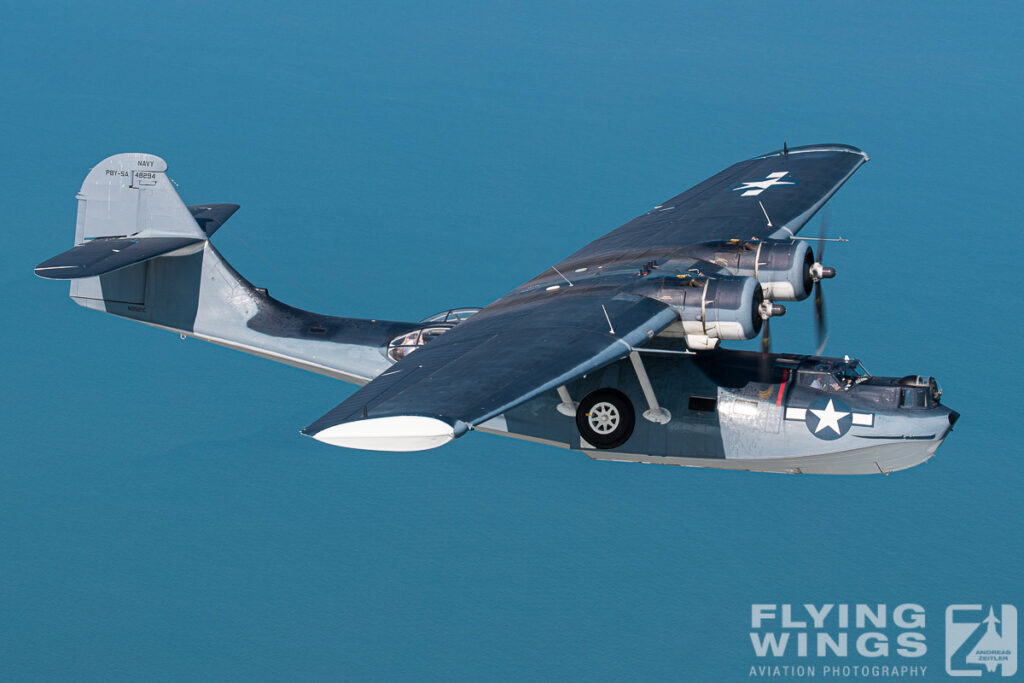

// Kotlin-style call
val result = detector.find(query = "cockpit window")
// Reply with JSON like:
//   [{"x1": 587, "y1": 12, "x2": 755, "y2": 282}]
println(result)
[
  {"x1": 797, "y1": 358, "x2": 870, "y2": 392},
  {"x1": 838, "y1": 360, "x2": 870, "y2": 385},
  {"x1": 799, "y1": 372, "x2": 841, "y2": 391}
]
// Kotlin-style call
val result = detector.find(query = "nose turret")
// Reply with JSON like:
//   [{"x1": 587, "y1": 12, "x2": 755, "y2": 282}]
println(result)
[{"x1": 898, "y1": 375, "x2": 942, "y2": 405}]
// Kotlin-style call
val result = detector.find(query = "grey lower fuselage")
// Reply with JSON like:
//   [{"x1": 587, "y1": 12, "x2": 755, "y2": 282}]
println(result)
[
  {"x1": 477, "y1": 350, "x2": 957, "y2": 475},
  {"x1": 70, "y1": 240, "x2": 420, "y2": 385}
]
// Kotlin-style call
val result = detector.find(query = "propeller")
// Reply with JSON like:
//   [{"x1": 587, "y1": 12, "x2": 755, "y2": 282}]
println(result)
[
  {"x1": 810, "y1": 213, "x2": 837, "y2": 355},
  {"x1": 758, "y1": 297, "x2": 786, "y2": 383},
  {"x1": 760, "y1": 312, "x2": 772, "y2": 383}
]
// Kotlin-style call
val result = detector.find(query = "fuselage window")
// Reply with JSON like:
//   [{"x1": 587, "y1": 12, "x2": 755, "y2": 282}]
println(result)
[
  {"x1": 448, "y1": 308, "x2": 480, "y2": 322},
  {"x1": 420, "y1": 307, "x2": 482, "y2": 324},
  {"x1": 387, "y1": 326, "x2": 452, "y2": 363},
  {"x1": 688, "y1": 396, "x2": 718, "y2": 412},
  {"x1": 420, "y1": 329, "x2": 446, "y2": 344}
]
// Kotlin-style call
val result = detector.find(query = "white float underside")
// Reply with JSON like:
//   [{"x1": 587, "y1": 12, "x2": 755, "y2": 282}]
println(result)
[{"x1": 311, "y1": 416, "x2": 456, "y2": 451}]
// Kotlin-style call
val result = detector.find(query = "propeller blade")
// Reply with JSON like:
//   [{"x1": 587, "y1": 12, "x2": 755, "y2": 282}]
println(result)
[
  {"x1": 817, "y1": 211, "x2": 828, "y2": 263},
  {"x1": 760, "y1": 315, "x2": 772, "y2": 383},
  {"x1": 813, "y1": 212, "x2": 830, "y2": 355},
  {"x1": 814, "y1": 280, "x2": 828, "y2": 355}
]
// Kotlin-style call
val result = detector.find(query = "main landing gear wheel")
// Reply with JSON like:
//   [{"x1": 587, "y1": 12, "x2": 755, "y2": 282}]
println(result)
[{"x1": 576, "y1": 389, "x2": 635, "y2": 449}]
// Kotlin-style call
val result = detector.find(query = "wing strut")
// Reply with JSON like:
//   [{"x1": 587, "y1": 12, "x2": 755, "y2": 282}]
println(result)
[
  {"x1": 629, "y1": 350, "x2": 671, "y2": 424},
  {"x1": 556, "y1": 386, "x2": 578, "y2": 417}
]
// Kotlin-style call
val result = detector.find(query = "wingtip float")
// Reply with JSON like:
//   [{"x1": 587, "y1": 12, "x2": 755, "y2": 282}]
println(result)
[{"x1": 304, "y1": 416, "x2": 464, "y2": 452}]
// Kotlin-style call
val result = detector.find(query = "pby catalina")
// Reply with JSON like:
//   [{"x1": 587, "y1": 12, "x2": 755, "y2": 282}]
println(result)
[{"x1": 36, "y1": 144, "x2": 959, "y2": 474}]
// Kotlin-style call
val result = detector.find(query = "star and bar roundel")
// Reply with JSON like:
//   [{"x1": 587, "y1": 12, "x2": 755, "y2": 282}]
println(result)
[
  {"x1": 728, "y1": 171, "x2": 799, "y2": 197},
  {"x1": 784, "y1": 397, "x2": 874, "y2": 440}
]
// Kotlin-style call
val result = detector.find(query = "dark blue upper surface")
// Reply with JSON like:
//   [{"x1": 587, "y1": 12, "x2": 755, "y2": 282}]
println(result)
[
  {"x1": 34, "y1": 237, "x2": 204, "y2": 279},
  {"x1": 554, "y1": 143, "x2": 867, "y2": 268}
]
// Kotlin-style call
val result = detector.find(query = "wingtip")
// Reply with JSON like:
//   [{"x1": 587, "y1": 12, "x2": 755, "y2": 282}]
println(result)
[
  {"x1": 757, "y1": 143, "x2": 868, "y2": 160},
  {"x1": 304, "y1": 416, "x2": 464, "y2": 452}
]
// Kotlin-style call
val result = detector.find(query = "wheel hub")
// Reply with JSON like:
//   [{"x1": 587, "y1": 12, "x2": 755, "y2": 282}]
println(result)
[{"x1": 588, "y1": 401, "x2": 620, "y2": 434}]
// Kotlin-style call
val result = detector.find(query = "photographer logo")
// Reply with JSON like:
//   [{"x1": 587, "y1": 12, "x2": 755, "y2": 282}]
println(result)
[{"x1": 946, "y1": 604, "x2": 1017, "y2": 677}]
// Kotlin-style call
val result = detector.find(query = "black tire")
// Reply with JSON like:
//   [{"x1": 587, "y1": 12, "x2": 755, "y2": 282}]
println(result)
[{"x1": 576, "y1": 389, "x2": 635, "y2": 449}]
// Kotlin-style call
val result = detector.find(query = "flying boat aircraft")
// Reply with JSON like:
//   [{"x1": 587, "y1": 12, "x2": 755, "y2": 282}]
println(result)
[{"x1": 36, "y1": 144, "x2": 959, "y2": 474}]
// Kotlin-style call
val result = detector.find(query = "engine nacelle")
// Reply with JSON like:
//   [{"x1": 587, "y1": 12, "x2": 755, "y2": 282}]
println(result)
[
  {"x1": 642, "y1": 275, "x2": 764, "y2": 349},
  {"x1": 685, "y1": 239, "x2": 814, "y2": 301}
]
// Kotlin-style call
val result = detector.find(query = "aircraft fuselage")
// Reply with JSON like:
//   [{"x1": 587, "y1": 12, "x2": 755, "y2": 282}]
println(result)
[{"x1": 477, "y1": 349, "x2": 958, "y2": 475}]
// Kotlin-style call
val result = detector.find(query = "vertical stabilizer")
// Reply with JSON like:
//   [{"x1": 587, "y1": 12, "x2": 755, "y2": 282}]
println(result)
[{"x1": 75, "y1": 153, "x2": 205, "y2": 242}]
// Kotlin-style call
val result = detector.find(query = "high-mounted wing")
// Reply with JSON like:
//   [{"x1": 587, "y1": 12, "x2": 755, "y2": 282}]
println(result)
[
  {"x1": 557, "y1": 143, "x2": 867, "y2": 266},
  {"x1": 304, "y1": 144, "x2": 869, "y2": 451},
  {"x1": 303, "y1": 285, "x2": 679, "y2": 450}
]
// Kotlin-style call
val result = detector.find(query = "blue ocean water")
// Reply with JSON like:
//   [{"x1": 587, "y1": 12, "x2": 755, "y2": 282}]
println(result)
[{"x1": 1, "y1": 2, "x2": 1020, "y2": 680}]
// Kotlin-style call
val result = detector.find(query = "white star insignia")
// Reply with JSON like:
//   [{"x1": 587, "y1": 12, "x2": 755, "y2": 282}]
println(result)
[
  {"x1": 808, "y1": 399, "x2": 851, "y2": 435},
  {"x1": 732, "y1": 171, "x2": 795, "y2": 197}
]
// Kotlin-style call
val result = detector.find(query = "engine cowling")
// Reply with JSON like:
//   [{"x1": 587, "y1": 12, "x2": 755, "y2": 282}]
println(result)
[
  {"x1": 642, "y1": 275, "x2": 764, "y2": 349},
  {"x1": 686, "y1": 239, "x2": 815, "y2": 301}
]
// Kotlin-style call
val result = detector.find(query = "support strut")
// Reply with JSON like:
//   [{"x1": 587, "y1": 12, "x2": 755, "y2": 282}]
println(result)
[
  {"x1": 556, "y1": 385, "x2": 578, "y2": 417},
  {"x1": 629, "y1": 350, "x2": 671, "y2": 424}
]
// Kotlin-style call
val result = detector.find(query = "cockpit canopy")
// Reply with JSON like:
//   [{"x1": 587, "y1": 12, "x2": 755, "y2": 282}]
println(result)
[
  {"x1": 897, "y1": 375, "x2": 942, "y2": 407},
  {"x1": 795, "y1": 357, "x2": 870, "y2": 391},
  {"x1": 387, "y1": 308, "x2": 482, "y2": 362}
]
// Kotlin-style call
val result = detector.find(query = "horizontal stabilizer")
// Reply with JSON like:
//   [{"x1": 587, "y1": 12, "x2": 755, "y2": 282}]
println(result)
[
  {"x1": 34, "y1": 237, "x2": 205, "y2": 279},
  {"x1": 188, "y1": 204, "x2": 240, "y2": 237}
]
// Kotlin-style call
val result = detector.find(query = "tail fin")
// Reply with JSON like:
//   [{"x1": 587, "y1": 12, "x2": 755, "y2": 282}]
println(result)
[
  {"x1": 75, "y1": 153, "x2": 205, "y2": 241},
  {"x1": 34, "y1": 152, "x2": 209, "y2": 308},
  {"x1": 35, "y1": 153, "x2": 211, "y2": 282}
]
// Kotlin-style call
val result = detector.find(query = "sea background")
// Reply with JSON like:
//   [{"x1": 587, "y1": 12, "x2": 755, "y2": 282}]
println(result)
[{"x1": 1, "y1": 2, "x2": 1020, "y2": 680}]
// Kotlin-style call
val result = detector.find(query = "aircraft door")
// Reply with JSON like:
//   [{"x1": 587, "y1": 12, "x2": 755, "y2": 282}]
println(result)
[{"x1": 719, "y1": 393, "x2": 782, "y2": 435}]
